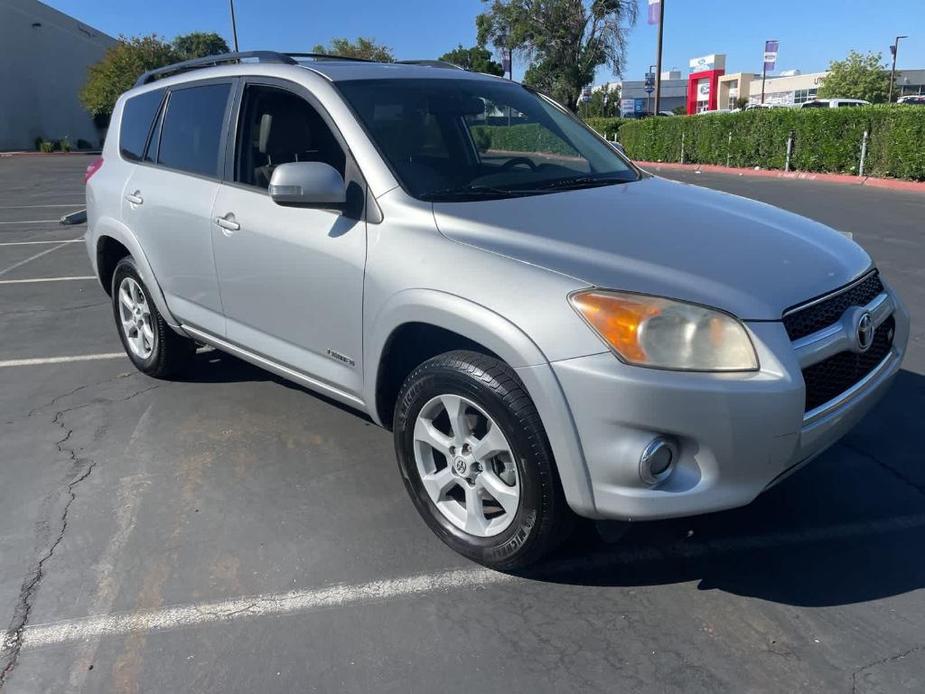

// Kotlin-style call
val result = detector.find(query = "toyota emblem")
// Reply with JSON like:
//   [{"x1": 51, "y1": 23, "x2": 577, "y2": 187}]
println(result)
[{"x1": 856, "y1": 311, "x2": 874, "y2": 352}]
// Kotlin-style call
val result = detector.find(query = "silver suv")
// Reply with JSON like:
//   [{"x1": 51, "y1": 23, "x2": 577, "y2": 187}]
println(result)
[{"x1": 85, "y1": 52, "x2": 910, "y2": 569}]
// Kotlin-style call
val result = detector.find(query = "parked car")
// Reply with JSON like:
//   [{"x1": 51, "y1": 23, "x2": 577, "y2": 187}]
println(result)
[
  {"x1": 897, "y1": 95, "x2": 925, "y2": 105},
  {"x1": 85, "y1": 52, "x2": 909, "y2": 569},
  {"x1": 800, "y1": 98, "x2": 870, "y2": 108}
]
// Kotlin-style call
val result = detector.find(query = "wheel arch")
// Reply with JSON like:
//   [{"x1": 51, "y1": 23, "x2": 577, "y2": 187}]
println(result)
[
  {"x1": 91, "y1": 217, "x2": 181, "y2": 329},
  {"x1": 365, "y1": 289, "x2": 549, "y2": 429}
]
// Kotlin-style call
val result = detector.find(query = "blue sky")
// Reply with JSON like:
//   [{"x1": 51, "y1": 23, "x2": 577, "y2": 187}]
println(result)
[{"x1": 46, "y1": 0, "x2": 925, "y2": 84}]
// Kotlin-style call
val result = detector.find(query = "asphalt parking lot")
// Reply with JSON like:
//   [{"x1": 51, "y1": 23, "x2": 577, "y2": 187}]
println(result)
[{"x1": 1, "y1": 155, "x2": 924, "y2": 693}]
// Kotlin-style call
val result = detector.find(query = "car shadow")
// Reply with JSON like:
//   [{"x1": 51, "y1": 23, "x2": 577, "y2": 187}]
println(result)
[
  {"x1": 176, "y1": 347, "x2": 374, "y2": 421},
  {"x1": 522, "y1": 368, "x2": 925, "y2": 608}
]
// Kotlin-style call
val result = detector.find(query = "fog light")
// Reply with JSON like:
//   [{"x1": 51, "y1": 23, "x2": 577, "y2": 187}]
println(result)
[{"x1": 639, "y1": 437, "x2": 678, "y2": 486}]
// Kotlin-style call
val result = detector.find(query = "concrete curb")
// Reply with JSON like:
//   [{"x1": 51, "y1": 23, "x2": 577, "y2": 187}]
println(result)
[
  {"x1": 60, "y1": 209, "x2": 87, "y2": 225},
  {"x1": 636, "y1": 161, "x2": 925, "y2": 193}
]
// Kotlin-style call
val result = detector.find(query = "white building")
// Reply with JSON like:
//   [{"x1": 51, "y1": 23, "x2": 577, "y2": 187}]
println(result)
[{"x1": 0, "y1": 0, "x2": 116, "y2": 151}]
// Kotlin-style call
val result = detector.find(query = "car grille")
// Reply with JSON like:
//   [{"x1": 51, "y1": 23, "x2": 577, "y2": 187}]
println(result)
[
  {"x1": 783, "y1": 272, "x2": 884, "y2": 341},
  {"x1": 802, "y1": 315, "x2": 895, "y2": 412}
]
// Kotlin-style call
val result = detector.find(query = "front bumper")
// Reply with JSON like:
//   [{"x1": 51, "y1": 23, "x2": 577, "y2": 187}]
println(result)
[{"x1": 549, "y1": 290, "x2": 910, "y2": 521}]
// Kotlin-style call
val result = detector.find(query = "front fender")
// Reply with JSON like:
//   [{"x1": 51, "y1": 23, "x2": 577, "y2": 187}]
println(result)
[
  {"x1": 364, "y1": 288, "x2": 598, "y2": 517},
  {"x1": 90, "y1": 215, "x2": 182, "y2": 330}
]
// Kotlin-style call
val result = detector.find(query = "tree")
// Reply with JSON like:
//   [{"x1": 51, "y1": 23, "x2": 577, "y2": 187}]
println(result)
[
  {"x1": 80, "y1": 35, "x2": 178, "y2": 121},
  {"x1": 578, "y1": 86, "x2": 618, "y2": 117},
  {"x1": 734, "y1": 96, "x2": 749, "y2": 110},
  {"x1": 477, "y1": 0, "x2": 638, "y2": 112},
  {"x1": 172, "y1": 32, "x2": 229, "y2": 60},
  {"x1": 312, "y1": 37, "x2": 394, "y2": 62},
  {"x1": 817, "y1": 50, "x2": 890, "y2": 103},
  {"x1": 438, "y1": 45, "x2": 503, "y2": 75}
]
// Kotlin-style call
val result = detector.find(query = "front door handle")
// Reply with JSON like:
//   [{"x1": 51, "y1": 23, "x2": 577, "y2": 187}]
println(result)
[
  {"x1": 125, "y1": 191, "x2": 143, "y2": 205},
  {"x1": 215, "y1": 214, "x2": 240, "y2": 232}
]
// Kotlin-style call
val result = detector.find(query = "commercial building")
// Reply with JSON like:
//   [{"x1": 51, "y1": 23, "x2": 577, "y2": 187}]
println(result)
[
  {"x1": 601, "y1": 53, "x2": 925, "y2": 116},
  {"x1": 0, "y1": 0, "x2": 116, "y2": 151}
]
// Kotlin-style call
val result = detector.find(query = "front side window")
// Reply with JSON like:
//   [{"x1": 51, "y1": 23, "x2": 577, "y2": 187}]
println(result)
[
  {"x1": 337, "y1": 78, "x2": 638, "y2": 201},
  {"x1": 119, "y1": 88, "x2": 164, "y2": 161},
  {"x1": 158, "y1": 83, "x2": 231, "y2": 177},
  {"x1": 234, "y1": 84, "x2": 346, "y2": 189}
]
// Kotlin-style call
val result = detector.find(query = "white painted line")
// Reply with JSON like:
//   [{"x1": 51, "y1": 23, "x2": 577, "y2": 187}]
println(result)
[
  {"x1": 0, "y1": 204, "x2": 85, "y2": 209},
  {"x1": 0, "y1": 243, "x2": 70, "y2": 277},
  {"x1": 0, "y1": 220, "x2": 61, "y2": 225},
  {"x1": 17, "y1": 568, "x2": 514, "y2": 651},
  {"x1": 0, "y1": 353, "x2": 125, "y2": 368},
  {"x1": 0, "y1": 276, "x2": 95, "y2": 285},
  {"x1": 0, "y1": 239, "x2": 83, "y2": 247},
  {"x1": 9, "y1": 512, "x2": 925, "y2": 652}
]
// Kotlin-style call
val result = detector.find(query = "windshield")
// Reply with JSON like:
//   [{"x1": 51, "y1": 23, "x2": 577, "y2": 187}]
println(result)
[{"x1": 337, "y1": 78, "x2": 639, "y2": 202}]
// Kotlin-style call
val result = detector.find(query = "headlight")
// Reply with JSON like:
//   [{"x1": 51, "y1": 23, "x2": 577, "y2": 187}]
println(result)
[{"x1": 569, "y1": 290, "x2": 758, "y2": 372}]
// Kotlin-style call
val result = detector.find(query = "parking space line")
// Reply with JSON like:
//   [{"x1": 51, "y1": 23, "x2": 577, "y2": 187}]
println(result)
[
  {"x1": 0, "y1": 239, "x2": 83, "y2": 247},
  {"x1": 0, "y1": 353, "x2": 125, "y2": 368},
  {"x1": 0, "y1": 220, "x2": 61, "y2": 225},
  {"x1": 0, "y1": 243, "x2": 71, "y2": 277},
  {"x1": 0, "y1": 276, "x2": 95, "y2": 285},
  {"x1": 0, "y1": 204, "x2": 84, "y2": 209},
  {"x1": 9, "y1": 512, "x2": 925, "y2": 652}
]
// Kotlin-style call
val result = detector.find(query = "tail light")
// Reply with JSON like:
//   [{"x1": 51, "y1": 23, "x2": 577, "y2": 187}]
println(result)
[{"x1": 84, "y1": 157, "x2": 104, "y2": 184}]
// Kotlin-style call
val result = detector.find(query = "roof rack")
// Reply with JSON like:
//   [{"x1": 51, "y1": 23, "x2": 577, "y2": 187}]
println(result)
[
  {"x1": 397, "y1": 60, "x2": 465, "y2": 70},
  {"x1": 285, "y1": 52, "x2": 375, "y2": 63},
  {"x1": 134, "y1": 51, "x2": 297, "y2": 87}
]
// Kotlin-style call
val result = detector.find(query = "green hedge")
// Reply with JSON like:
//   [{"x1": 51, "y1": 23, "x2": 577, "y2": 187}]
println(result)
[
  {"x1": 583, "y1": 117, "x2": 627, "y2": 140},
  {"x1": 471, "y1": 123, "x2": 575, "y2": 155},
  {"x1": 616, "y1": 106, "x2": 925, "y2": 180}
]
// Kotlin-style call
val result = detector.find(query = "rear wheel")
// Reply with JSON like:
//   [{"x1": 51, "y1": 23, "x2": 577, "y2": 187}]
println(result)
[
  {"x1": 394, "y1": 350, "x2": 572, "y2": 570},
  {"x1": 111, "y1": 256, "x2": 193, "y2": 378}
]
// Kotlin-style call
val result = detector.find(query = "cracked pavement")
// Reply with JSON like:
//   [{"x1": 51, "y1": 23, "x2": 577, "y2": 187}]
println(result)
[{"x1": 0, "y1": 157, "x2": 924, "y2": 693}]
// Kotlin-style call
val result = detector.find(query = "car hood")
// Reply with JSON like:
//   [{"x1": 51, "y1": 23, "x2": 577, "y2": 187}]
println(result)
[{"x1": 432, "y1": 176, "x2": 872, "y2": 320}]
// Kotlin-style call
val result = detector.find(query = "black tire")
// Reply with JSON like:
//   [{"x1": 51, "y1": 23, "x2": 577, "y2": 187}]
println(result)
[
  {"x1": 111, "y1": 256, "x2": 194, "y2": 379},
  {"x1": 394, "y1": 350, "x2": 573, "y2": 570}
]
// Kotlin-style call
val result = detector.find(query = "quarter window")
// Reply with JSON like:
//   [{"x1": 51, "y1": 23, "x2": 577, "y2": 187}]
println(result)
[
  {"x1": 119, "y1": 88, "x2": 164, "y2": 162},
  {"x1": 234, "y1": 85, "x2": 346, "y2": 189},
  {"x1": 158, "y1": 83, "x2": 231, "y2": 177}
]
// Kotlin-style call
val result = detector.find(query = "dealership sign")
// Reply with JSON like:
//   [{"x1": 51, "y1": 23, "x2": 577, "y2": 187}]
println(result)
[
  {"x1": 689, "y1": 54, "x2": 716, "y2": 72},
  {"x1": 763, "y1": 40, "x2": 779, "y2": 71}
]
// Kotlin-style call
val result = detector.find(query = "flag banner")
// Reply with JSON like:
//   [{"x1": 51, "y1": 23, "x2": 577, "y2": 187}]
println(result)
[
  {"x1": 648, "y1": 0, "x2": 660, "y2": 25},
  {"x1": 763, "y1": 40, "x2": 779, "y2": 71}
]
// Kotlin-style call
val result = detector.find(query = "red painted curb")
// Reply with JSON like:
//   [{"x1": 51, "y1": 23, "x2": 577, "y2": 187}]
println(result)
[{"x1": 636, "y1": 161, "x2": 925, "y2": 193}]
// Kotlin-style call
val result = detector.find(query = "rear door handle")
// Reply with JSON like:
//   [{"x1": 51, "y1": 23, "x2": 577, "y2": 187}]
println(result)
[
  {"x1": 125, "y1": 191, "x2": 143, "y2": 205},
  {"x1": 215, "y1": 214, "x2": 240, "y2": 232}
]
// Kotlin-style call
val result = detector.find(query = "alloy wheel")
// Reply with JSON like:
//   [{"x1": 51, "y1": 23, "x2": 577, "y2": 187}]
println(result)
[
  {"x1": 412, "y1": 394, "x2": 520, "y2": 537},
  {"x1": 117, "y1": 276, "x2": 156, "y2": 360}
]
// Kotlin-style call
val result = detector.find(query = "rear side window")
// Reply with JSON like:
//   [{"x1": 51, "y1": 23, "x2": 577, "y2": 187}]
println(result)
[
  {"x1": 158, "y1": 83, "x2": 231, "y2": 177},
  {"x1": 119, "y1": 89, "x2": 164, "y2": 161}
]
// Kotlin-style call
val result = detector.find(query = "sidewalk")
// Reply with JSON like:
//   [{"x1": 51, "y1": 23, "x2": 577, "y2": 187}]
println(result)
[{"x1": 636, "y1": 161, "x2": 925, "y2": 193}]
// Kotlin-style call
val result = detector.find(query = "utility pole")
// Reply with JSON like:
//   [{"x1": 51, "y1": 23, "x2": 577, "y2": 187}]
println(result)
[
  {"x1": 653, "y1": 0, "x2": 665, "y2": 114},
  {"x1": 229, "y1": 0, "x2": 240, "y2": 52},
  {"x1": 889, "y1": 35, "x2": 908, "y2": 102}
]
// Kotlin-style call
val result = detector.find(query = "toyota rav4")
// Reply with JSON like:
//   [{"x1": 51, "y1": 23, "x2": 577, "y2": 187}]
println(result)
[{"x1": 85, "y1": 52, "x2": 910, "y2": 569}]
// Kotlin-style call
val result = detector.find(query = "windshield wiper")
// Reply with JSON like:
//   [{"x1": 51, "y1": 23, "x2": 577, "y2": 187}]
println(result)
[
  {"x1": 528, "y1": 175, "x2": 632, "y2": 191},
  {"x1": 420, "y1": 185, "x2": 533, "y2": 202}
]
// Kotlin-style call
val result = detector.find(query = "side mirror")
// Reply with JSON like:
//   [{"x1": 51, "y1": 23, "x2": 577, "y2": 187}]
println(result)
[{"x1": 268, "y1": 162, "x2": 346, "y2": 209}]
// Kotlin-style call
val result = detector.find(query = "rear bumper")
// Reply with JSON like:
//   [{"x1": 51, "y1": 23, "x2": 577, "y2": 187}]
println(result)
[{"x1": 547, "y1": 292, "x2": 910, "y2": 521}]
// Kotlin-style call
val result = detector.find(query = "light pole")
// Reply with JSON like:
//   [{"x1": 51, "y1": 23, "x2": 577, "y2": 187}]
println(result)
[
  {"x1": 653, "y1": 0, "x2": 665, "y2": 114},
  {"x1": 888, "y1": 35, "x2": 908, "y2": 103},
  {"x1": 229, "y1": 0, "x2": 240, "y2": 52}
]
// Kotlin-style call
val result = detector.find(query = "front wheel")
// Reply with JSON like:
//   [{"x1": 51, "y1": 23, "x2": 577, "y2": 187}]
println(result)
[{"x1": 393, "y1": 350, "x2": 572, "y2": 570}]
